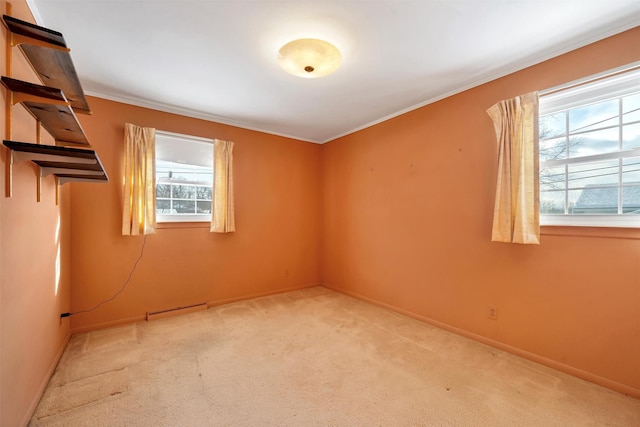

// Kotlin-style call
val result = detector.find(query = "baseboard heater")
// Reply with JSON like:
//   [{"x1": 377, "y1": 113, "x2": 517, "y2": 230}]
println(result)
[{"x1": 146, "y1": 302, "x2": 208, "y2": 321}]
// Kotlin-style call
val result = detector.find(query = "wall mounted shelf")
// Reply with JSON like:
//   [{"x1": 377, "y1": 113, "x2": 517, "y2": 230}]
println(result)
[
  {"x1": 2, "y1": 14, "x2": 91, "y2": 114},
  {"x1": 3, "y1": 140, "x2": 108, "y2": 184},
  {"x1": 2, "y1": 11, "x2": 105, "y2": 199},
  {"x1": 2, "y1": 76, "x2": 90, "y2": 146}
]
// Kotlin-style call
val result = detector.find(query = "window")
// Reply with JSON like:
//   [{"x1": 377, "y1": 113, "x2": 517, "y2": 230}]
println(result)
[
  {"x1": 539, "y1": 63, "x2": 640, "y2": 228},
  {"x1": 155, "y1": 131, "x2": 214, "y2": 223}
]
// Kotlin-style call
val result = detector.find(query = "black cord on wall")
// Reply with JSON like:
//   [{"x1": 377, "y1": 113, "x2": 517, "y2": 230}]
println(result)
[{"x1": 60, "y1": 235, "x2": 148, "y2": 318}]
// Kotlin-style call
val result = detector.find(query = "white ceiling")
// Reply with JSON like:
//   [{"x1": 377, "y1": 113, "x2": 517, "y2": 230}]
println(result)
[{"x1": 29, "y1": 0, "x2": 640, "y2": 144}]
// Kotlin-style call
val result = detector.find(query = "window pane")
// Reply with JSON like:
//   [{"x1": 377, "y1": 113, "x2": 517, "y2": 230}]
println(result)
[
  {"x1": 194, "y1": 172, "x2": 213, "y2": 184},
  {"x1": 539, "y1": 68, "x2": 640, "y2": 223},
  {"x1": 156, "y1": 170, "x2": 171, "y2": 180},
  {"x1": 623, "y1": 157, "x2": 640, "y2": 184},
  {"x1": 568, "y1": 160, "x2": 619, "y2": 189},
  {"x1": 540, "y1": 136, "x2": 567, "y2": 161},
  {"x1": 172, "y1": 185, "x2": 196, "y2": 199},
  {"x1": 569, "y1": 99, "x2": 618, "y2": 133},
  {"x1": 196, "y1": 186, "x2": 212, "y2": 200},
  {"x1": 157, "y1": 200, "x2": 171, "y2": 212},
  {"x1": 155, "y1": 133, "x2": 215, "y2": 221},
  {"x1": 540, "y1": 166, "x2": 565, "y2": 191},
  {"x1": 540, "y1": 112, "x2": 566, "y2": 139},
  {"x1": 197, "y1": 201, "x2": 212, "y2": 214},
  {"x1": 623, "y1": 123, "x2": 640, "y2": 151},
  {"x1": 173, "y1": 200, "x2": 195, "y2": 214},
  {"x1": 568, "y1": 127, "x2": 619, "y2": 158},
  {"x1": 540, "y1": 191, "x2": 565, "y2": 214},
  {"x1": 623, "y1": 93, "x2": 640, "y2": 124},
  {"x1": 171, "y1": 171, "x2": 195, "y2": 182},
  {"x1": 571, "y1": 187, "x2": 618, "y2": 214},
  {"x1": 622, "y1": 185, "x2": 640, "y2": 214},
  {"x1": 156, "y1": 184, "x2": 171, "y2": 198}
]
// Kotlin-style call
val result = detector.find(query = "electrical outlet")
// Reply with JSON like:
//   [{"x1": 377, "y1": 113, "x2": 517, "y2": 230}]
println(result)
[{"x1": 488, "y1": 305, "x2": 497, "y2": 320}]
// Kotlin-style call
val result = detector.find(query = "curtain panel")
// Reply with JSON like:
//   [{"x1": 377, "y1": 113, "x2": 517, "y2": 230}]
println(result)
[
  {"x1": 122, "y1": 123, "x2": 156, "y2": 236},
  {"x1": 486, "y1": 92, "x2": 540, "y2": 244},
  {"x1": 211, "y1": 139, "x2": 236, "y2": 233}
]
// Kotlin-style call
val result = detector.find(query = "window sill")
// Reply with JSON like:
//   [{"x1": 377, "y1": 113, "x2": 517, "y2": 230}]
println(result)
[
  {"x1": 541, "y1": 215, "x2": 640, "y2": 228},
  {"x1": 157, "y1": 222, "x2": 210, "y2": 229},
  {"x1": 541, "y1": 225, "x2": 640, "y2": 240}
]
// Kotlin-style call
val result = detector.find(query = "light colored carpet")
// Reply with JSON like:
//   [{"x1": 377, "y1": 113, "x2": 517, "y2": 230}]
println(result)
[{"x1": 30, "y1": 287, "x2": 640, "y2": 426}]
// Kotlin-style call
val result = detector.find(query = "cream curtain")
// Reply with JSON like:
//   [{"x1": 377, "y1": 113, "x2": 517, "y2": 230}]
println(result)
[
  {"x1": 211, "y1": 139, "x2": 235, "y2": 233},
  {"x1": 486, "y1": 92, "x2": 540, "y2": 244},
  {"x1": 122, "y1": 123, "x2": 156, "y2": 236}
]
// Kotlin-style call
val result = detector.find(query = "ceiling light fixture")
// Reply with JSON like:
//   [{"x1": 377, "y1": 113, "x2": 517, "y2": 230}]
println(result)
[{"x1": 277, "y1": 38, "x2": 342, "y2": 78}]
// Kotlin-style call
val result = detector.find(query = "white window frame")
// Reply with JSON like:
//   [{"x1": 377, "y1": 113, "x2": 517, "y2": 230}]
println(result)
[
  {"x1": 155, "y1": 130, "x2": 214, "y2": 223},
  {"x1": 539, "y1": 62, "x2": 640, "y2": 229}
]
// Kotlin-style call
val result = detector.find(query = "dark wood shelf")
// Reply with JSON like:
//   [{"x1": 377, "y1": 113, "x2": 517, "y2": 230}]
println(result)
[
  {"x1": 2, "y1": 14, "x2": 91, "y2": 114},
  {"x1": 3, "y1": 140, "x2": 108, "y2": 184},
  {"x1": 2, "y1": 76, "x2": 90, "y2": 146}
]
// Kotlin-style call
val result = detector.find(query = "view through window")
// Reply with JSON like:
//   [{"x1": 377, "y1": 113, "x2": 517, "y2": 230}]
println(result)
[
  {"x1": 539, "y1": 64, "x2": 640, "y2": 227},
  {"x1": 155, "y1": 131, "x2": 214, "y2": 222}
]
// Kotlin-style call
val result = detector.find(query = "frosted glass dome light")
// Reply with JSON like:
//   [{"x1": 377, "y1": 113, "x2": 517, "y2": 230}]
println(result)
[{"x1": 277, "y1": 38, "x2": 342, "y2": 78}]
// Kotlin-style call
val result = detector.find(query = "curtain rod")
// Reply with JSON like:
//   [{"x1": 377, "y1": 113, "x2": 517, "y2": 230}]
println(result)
[{"x1": 539, "y1": 60, "x2": 640, "y2": 96}]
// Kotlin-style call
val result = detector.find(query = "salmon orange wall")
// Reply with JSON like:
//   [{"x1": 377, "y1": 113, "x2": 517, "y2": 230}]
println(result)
[
  {"x1": 322, "y1": 27, "x2": 640, "y2": 397},
  {"x1": 0, "y1": 1, "x2": 72, "y2": 426},
  {"x1": 70, "y1": 97, "x2": 322, "y2": 332},
  {"x1": 3, "y1": 4, "x2": 637, "y2": 425}
]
